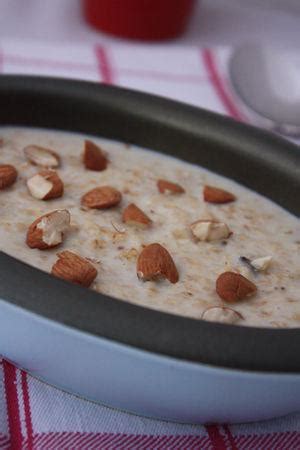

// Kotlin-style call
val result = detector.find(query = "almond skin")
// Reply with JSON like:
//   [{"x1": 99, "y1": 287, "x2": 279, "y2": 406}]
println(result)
[
  {"x1": 81, "y1": 186, "x2": 122, "y2": 209},
  {"x1": 157, "y1": 179, "x2": 185, "y2": 194},
  {"x1": 122, "y1": 203, "x2": 152, "y2": 228},
  {"x1": 203, "y1": 185, "x2": 236, "y2": 204},
  {"x1": 137, "y1": 243, "x2": 179, "y2": 284},
  {"x1": 0, "y1": 164, "x2": 18, "y2": 190},
  {"x1": 26, "y1": 209, "x2": 70, "y2": 250},
  {"x1": 51, "y1": 250, "x2": 97, "y2": 287},
  {"x1": 216, "y1": 271, "x2": 257, "y2": 303},
  {"x1": 83, "y1": 140, "x2": 108, "y2": 171},
  {"x1": 24, "y1": 145, "x2": 60, "y2": 168},
  {"x1": 27, "y1": 170, "x2": 64, "y2": 200}
]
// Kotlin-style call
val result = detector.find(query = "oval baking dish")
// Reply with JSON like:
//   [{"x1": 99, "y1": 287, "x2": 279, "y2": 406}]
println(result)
[{"x1": 0, "y1": 76, "x2": 299, "y2": 423}]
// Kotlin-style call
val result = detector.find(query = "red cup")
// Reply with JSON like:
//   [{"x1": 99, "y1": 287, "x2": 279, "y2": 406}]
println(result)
[{"x1": 83, "y1": 0, "x2": 196, "y2": 41}]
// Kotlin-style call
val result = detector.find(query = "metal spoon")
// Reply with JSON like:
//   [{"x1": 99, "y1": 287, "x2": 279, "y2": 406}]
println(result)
[{"x1": 229, "y1": 44, "x2": 300, "y2": 138}]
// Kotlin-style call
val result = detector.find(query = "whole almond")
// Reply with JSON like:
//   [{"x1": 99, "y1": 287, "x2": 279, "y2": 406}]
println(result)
[
  {"x1": 83, "y1": 140, "x2": 108, "y2": 171},
  {"x1": 201, "y1": 306, "x2": 244, "y2": 324},
  {"x1": 24, "y1": 145, "x2": 60, "y2": 168},
  {"x1": 51, "y1": 250, "x2": 97, "y2": 287},
  {"x1": 157, "y1": 179, "x2": 185, "y2": 195},
  {"x1": 27, "y1": 170, "x2": 63, "y2": 200},
  {"x1": 81, "y1": 186, "x2": 122, "y2": 209},
  {"x1": 26, "y1": 209, "x2": 70, "y2": 250},
  {"x1": 122, "y1": 203, "x2": 152, "y2": 228},
  {"x1": 190, "y1": 219, "x2": 231, "y2": 241},
  {"x1": 216, "y1": 271, "x2": 257, "y2": 303},
  {"x1": 203, "y1": 185, "x2": 236, "y2": 204},
  {"x1": 137, "y1": 243, "x2": 179, "y2": 284},
  {"x1": 0, "y1": 164, "x2": 18, "y2": 190}
]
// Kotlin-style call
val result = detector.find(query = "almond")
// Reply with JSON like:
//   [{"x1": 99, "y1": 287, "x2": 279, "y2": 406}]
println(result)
[
  {"x1": 157, "y1": 179, "x2": 185, "y2": 195},
  {"x1": 201, "y1": 306, "x2": 244, "y2": 324},
  {"x1": 251, "y1": 256, "x2": 273, "y2": 271},
  {"x1": 203, "y1": 185, "x2": 236, "y2": 204},
  {"x1": 137, "y1": 243, "x2": 179, "y2": 284},
  {"x1": 122, "y1": 203, "x2": 152, "y2": 228},
  {"x1": 24, "y1": 145, "x2": 60, "y2": 168},
  {"x1": 51, "y1": 250, "x2": 97, "y2": 287},
  {"x1": 240, "y1": 255, "x2": 273, "y2": 272},
  {"x1": 190, "y1": 220, "x2": 231, "y2": 241},
  {"x1": 0, "y1": 164, "x2": 18, "y2": 190},
  {"x1": 26, "y1": 209, "x2": 70, "y2": 250},
  {"x1": 83, "y1": 140, "x2": 108, "y2": 171},
  {"x1": 27, "y1": 170, "x2": 63, "y2": 200},
  {"x1": 216, "y1": 271, "x2": 257, "y2": 303},
  {"x1": 81, "y1": 186, "x2": 122, "y2": 209}
]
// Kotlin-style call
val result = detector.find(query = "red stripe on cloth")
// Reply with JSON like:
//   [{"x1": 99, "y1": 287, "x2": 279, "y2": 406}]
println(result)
[
  {"x1": 0, "y1": 433, "x2": 11, "y2": 445},
  {"x1": 118, "y1": 68, "x2": 208, "y2": 84},
  {"x1": 2, "y1": 361, "x2": 23, "y2": 449},
  {"x1": 3, "y1": 53, "x2": 209, "y2": 84},
  {"x1": 202, "y1": 49, "x2": 246, "y2": 122},
  {"x1": 32, "y1": 432, "x2": 213, "y2": 448},
  {"x1": 223, "y1": 424, "x2": 238, "y2": 449},
  {"x1": 94, "y1": 45, "x2": 114, "y2": 84},
  {"x1": 206, "y1": 424, "x2": 227, "y2": 449},
  {"x1": 21, "y1": 371, "x2": 33, "y2": 450},
  {"x1": 235, "y1": 431, "x2": 300, "y2": 448},
  {"x1": 3, "y1": 53, "x2": 96, "y2": 73}
]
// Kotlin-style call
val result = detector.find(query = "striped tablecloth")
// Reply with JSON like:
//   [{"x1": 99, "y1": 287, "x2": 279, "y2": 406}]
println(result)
[{"x1": 0, "y1": 40, "x2": 300, "y2": 449}]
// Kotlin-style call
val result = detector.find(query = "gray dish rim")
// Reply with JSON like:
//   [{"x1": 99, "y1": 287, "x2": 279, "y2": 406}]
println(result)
[{"x1": 0, "y1": 75, "x2": 299, "y2": 373}]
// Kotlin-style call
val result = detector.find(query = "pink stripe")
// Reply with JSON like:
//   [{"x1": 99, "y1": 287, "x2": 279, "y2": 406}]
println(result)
[
  {"x1": 272, "y1": 431, "x2": 295, "y2": 449},
  {"x1": 284, "y1": 431, "x2": 300, "y2": 448},
  {"x1": 205, "y1": 424, "x2": 227, "y2": 449},
  {"x1": 156, "y1": 434, "x2": 179, "y2": 449},
  {"x1": 114, "y1": 434, "x2": 142, "y2": 448},
  {"x1": 119, "y1": 67, "x2": 208, "y2": 84},
  {"x1": 124, "y1": 434, "x2": 159, "y2": 449},
  {"x1": 21, "y1": 371, "x2": 33, "y2": 450},
  {"x1": 34, "y1": 432, "x2": 58, "y2": 448},
  {"x1": 57, "y1": 431, "x2": 87, "y2": 449},
  {"x1": 32, "y1": 432, "x2": 216, "y2": 448},
  {"x1": 202, "y1": 48, "x2": 246, "y2": 122},
  {"x1": 0, "y1": 435, "x2": 10, "y2": 445},
  {"x1": 133, "y1": 433, "x2": 159, "y2": 449},
  {"x1": 3, "y1": 53, "x2": 96, "y2": 73},
  {"x1": 2, "y1": 361, "x2": 23, "y2": 449},
  {"x1": 94, "y1": 45, "x2": 114, "y2": 84},
  {"x1": 183, "y1": 435, "x2": 210, "y2": 449},
  {"x1": 237, "y1": 436, "x2": 257, "y2": 447},
  {"x1": 256, "y1": 431, "x2": 293, "y2": 449},
  {"x1": 236, "y1": 431, "x2": 300, "y2": 448},
  {"x1": 223, "y1": 424, "x2": 238, "y2": 449},
  {"x1": 79, "y1": 432, "x2": 117, "y2": 449},
  {"x1": 3, "y1": 52, "x2": 209, "y2": 84},
  {"x1": 237, "y1": 433, "x2": 260, "y2": 448},
  {"x1": 255, "y1": 433, "x2": 276, "y2": 448},
  {"x1": 10, "y1": 428, "x2": 293, "y2": 449}
]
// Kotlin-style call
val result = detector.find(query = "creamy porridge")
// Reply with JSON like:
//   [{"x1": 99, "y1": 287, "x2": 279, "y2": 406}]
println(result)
[{"x1": 0, "y1": 127, "x2": 299, "y2": 328}]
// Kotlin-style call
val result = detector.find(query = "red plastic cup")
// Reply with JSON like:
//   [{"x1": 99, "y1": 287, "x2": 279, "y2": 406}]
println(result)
[{"x1": 83, "y1": 0, "x2": 196, "y2": 41}]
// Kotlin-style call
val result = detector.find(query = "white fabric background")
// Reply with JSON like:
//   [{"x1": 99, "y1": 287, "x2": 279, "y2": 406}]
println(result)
[{"x1": 0, "y1": 0, "x2": 300, "y2": 48}]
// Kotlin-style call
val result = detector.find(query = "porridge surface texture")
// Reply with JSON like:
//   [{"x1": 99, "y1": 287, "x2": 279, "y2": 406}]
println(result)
[{"x1": 0, "y1": 127, "x2": 299, "y2": 328}]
